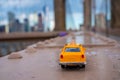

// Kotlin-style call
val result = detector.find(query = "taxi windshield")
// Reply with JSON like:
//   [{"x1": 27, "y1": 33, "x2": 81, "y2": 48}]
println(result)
[{"x1": 65, "y1": 48, "x2": 80, "y2": 52}]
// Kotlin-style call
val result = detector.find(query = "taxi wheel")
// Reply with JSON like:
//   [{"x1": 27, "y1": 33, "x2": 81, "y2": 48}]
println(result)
[
  {"x1": 82, "y1": 64, "x2": 85, "y2": 68},
  {"x1": 61, "y1": 65, "x2": 65, "y2": 69}
]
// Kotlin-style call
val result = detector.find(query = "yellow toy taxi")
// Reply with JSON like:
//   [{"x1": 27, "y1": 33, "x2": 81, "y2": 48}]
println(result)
[{"x1": 59, "y1": 41, "x2": 86, "y2": 69}]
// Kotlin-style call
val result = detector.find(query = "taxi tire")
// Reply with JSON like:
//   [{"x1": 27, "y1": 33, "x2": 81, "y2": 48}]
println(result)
[
  {"x1": 82, "y1": 64, "x2": 85, "y2": 68},
  {"x1": 61, "y1": 65, "x2": 65, "y2": 69}
]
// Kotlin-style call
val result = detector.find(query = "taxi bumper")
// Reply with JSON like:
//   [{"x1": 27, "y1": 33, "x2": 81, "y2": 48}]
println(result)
[{"x1": 59, "y1": 62, "x2": 86, "y2": 65}]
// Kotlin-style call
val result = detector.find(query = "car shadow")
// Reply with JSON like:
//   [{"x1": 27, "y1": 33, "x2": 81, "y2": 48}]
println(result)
[{"x1": 61, "y1": 66, "x2": 86, "y2": 71}]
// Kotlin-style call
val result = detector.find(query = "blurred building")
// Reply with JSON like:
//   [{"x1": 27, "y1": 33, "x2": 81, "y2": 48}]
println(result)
[
  {"x1": 24, "y1": 18, "x2": 30, "y2": 32},
  {"x1": 5, "y1": 24, "x2": 9, "y2": 33},
  {"x1": 31, "y1": 25, "x2": 38, "y2": 32},
  {"x1": 96, "y1": 13, "x2": 106, "y2": 29},
  {"x1": 14, "y1": 19, "x2": 24, "y2": 32},
  {"x1": 38, "y1": 13, "x2": 43, "y2": 32},
  {"x1": 43, "y1": 5, "x2": 50, "y2": 32},
  {"x1": 0, "y1": 25, "x2": 5, "y2": 32},
  {"x1": 8, "y1": 11, "x2": 25, "y2": 32},
  {"x1": 107, "y1": 20, "x2": 111, "y2": 28},
  {"x1": 29, "y1": 12, "x2": 38, "y2": 28},
  {"x1": 80, "y1": 24, "x2": 84, "y2": 31},
  {"x1": 8, "y1": 11, "x2": 15, "y2": 32}
]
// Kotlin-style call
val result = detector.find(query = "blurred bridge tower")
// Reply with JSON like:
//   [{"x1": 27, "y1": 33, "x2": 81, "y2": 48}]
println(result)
[
  {"x1": 54, "y1": 0, "x2": 66, "y2": 31},
  {"x1": 111, "y1": 0, "x2": 120, "y2": 29},
  {"x1": 84, "y1": 0, "x2": 92, "y2": 31}
]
